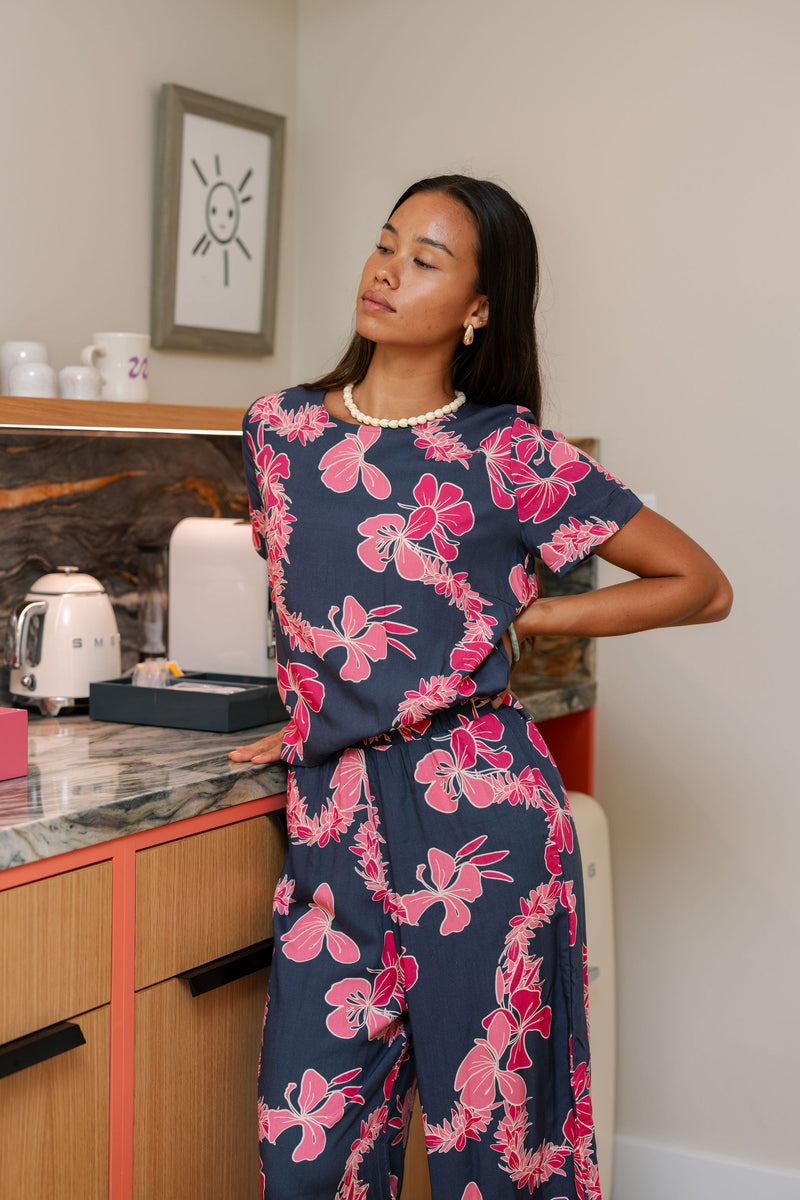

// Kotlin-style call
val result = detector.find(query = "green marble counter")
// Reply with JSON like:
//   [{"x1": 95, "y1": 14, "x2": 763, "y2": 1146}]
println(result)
[{"x1": 0, "y1": 715, "x2": 287, "y2": 871}]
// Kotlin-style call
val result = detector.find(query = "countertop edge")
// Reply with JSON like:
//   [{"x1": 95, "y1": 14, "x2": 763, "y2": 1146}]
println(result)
[{"x1": 0, "y1": 758, "x2": 287, "y2": 872}]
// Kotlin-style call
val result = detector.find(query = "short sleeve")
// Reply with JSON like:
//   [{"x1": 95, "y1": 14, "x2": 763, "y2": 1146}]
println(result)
[
  {"x1": 242, "y1": 407, "x2": 269, "y2": 561},
  {"x1": 511, "y1": 418, "x2": 643, "y2": 576}
]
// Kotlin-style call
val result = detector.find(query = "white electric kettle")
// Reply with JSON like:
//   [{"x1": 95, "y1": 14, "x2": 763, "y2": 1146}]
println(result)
[{"x1": 5, "y1": 566, "x2": 121, "y2": 716}]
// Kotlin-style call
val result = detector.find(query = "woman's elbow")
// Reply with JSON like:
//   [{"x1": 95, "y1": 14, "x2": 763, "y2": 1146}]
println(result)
[{"x1": 696, "y1": 569, "x2": 734, "y2": 623}]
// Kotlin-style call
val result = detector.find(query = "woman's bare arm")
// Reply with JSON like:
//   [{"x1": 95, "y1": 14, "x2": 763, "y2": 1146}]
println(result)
[{"x1": 515, "y1": 506, "x2": 733, "y2": 641}]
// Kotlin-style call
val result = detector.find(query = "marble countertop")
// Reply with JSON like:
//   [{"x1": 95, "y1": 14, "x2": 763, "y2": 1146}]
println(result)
[
  {"x1": 0, "y1": 715, "x2": 287, "y2": 872},
  {"x1": 0, "y1": 677, "x2": 594, "y2": 873}
]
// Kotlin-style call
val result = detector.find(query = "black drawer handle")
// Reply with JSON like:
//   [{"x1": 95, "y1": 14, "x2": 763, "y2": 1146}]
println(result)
[
  {"x1": 0, "y1": 1020, "x2": 86, "y2": 1079},
  {"x1": 179, "y1": 937, "x2": 274, "y2": 997}
]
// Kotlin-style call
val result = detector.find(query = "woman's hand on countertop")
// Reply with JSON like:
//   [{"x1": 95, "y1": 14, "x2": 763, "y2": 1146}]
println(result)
[{"x1": 229, "y1": 725, "x2": 288, "y2": 765}]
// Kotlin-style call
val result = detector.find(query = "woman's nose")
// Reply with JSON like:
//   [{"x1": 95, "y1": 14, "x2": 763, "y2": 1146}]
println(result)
[{"x1": 375, "y1": 261, "x2": 396, "y2": 285}]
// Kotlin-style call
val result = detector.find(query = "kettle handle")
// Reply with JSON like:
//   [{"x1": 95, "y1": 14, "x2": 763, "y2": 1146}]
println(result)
[{"x1": 6, "y1": 599, "x2": 48, "y2": 669}]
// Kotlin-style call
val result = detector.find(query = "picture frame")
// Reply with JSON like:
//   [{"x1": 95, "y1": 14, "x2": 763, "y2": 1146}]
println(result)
[{"x1": 151, "y1": 84, "x2": 286, "y2": 355}]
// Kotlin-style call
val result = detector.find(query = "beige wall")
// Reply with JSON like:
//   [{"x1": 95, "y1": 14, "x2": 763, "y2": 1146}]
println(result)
[
  {"x1": 295, "y1": 0, "x2": 800, "y2": 1175},
  {"x1": 0, "y1": 0, "x2": 296, "y2": 408}
]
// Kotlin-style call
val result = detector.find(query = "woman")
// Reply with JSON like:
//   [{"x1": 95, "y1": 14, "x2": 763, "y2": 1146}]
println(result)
[{"x1": 230, "y1": 175, "x2": 732, "y2": 1200}]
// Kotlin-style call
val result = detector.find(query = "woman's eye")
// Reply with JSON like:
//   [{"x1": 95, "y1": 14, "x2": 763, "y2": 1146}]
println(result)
[
  {"x1": 376, "y1": 243, "x2": 391, "y2": 254},
  {"x1": 414, "y1": 258, "x2": 435, "y2": 270}
]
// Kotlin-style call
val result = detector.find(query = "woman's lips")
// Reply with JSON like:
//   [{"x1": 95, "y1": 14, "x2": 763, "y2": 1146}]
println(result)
[{"x1": 361, "y1": 291, "x2": 395, "y2": 313}]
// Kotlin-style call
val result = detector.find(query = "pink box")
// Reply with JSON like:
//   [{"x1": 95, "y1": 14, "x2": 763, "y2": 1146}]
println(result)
[{"x1": 0, "y1": 707, "x2": 28, "y2": 781}]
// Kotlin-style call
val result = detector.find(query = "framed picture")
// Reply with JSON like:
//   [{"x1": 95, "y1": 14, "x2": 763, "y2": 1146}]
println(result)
[{"x1": 151, "y1": 84, "x2": 286, "y2": 355}]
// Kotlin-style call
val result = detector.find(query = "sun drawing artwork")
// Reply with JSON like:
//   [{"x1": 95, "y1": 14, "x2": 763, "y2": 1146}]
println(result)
[
  {"x1": 173, "y1": 112, "x2": 271, "y2": 334},
  {"x1": 191, "y1": 156, "x2": 254, "y2": 287}
]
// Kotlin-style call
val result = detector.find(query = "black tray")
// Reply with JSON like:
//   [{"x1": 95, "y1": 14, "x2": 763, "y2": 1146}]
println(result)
[{"x1": 89, "y1": 672, "x2": 288, "y2": 733}]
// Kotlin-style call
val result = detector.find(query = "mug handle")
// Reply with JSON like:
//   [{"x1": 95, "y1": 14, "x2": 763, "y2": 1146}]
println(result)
[{"x1": 81, "y1": 344, "x2": 104, "y2": 367}]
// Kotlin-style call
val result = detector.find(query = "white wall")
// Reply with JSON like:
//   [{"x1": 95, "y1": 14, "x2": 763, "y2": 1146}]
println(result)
[
  {"x1": 0, "y1": 0, "x2": 296, "y2": 408},
  {"x1": 295, "y1": 0, "x2": 800, "y2": 1181}
]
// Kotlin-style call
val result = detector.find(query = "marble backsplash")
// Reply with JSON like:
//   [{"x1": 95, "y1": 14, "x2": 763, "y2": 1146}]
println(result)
[{"x1": 0, "y1": 428, "x2": 249, "y2": 691}]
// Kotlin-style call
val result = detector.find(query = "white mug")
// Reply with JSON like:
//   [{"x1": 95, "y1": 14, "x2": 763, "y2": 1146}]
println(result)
[
  {"x1": 9, "y1": 361, "x2": 57, "y2": 398},
  {"x1": 81, "y1": 332, "x2": 150, "y2": 402},
  {"x1": 59, "y1": 364, "x2": 103, "y2": 400},
  {"x1": 1, "y1": 341, "x2": 48, "y2": 394}
]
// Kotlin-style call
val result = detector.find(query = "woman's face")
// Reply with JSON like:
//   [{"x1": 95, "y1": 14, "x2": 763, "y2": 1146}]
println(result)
[{"x1": 356, "y1": 190, "x2": 488, "y2": 352}]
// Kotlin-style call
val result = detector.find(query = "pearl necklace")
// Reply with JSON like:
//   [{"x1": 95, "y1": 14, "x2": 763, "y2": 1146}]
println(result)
[{"x1": 342, "y1": 384, "x2": 466, "y2": 428}]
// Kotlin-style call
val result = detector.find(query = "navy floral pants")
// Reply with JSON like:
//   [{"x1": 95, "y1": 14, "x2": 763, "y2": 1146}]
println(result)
[{"x1": 258, "y1": 697, "x2": 601, "y2": 1200}]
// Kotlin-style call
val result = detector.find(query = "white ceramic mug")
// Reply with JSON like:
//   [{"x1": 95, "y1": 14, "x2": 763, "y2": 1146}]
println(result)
[
  {"x1": 8, "y1": 361, "x2": 57, "y2": 398},
  {"x1": 1, "y1": 341, "x2": 48, "y2": 394},
  {"x1": 81, "y1": 332, "x2": 150, "y2": 402},
  {"x1": 59, "y1": 365, "x2": 103, "y2": 400}
]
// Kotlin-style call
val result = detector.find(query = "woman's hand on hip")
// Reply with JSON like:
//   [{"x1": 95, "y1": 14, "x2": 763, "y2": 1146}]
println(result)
[
  {"x1": 514, "y1": 506, "x2": 732, "y2": 640},
  {"x1": 228, "y1": 725, "x2": 287, "y2": 765}
]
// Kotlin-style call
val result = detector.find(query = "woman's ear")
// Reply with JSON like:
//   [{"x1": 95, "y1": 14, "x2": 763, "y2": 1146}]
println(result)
[{"x1": 469, "y1": 296, "x2": 489, "y2": 330}]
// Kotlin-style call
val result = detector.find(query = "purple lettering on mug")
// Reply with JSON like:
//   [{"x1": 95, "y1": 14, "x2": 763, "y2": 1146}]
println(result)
[
  {"x1": 141, "y1": 358, "x2": 148, "y2": 380},
  {"x1": 128, "y1": 356, "x2": 140, "y2": 378}
]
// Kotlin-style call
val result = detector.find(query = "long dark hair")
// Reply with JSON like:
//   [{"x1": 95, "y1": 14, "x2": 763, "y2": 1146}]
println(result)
[{"x1": 306, "y1": 175, "x2": 543, "y2": 422}]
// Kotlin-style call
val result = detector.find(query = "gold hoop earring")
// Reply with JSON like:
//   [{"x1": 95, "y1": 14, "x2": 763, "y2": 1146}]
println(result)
[{"x1": 463, "y1": 324, "x2": 474, "y2": 346}]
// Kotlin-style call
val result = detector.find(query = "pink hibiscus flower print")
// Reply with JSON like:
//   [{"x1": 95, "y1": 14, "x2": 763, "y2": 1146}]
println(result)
[
  {"x1": 401, "y1": 836, "x2": 512, "y2": 935},
  {"x1": 248, "y1": 500, "x2": 270, "y2": 551},
  {"x1": 325, "y1": 930, "x2": 418, "y2": 1041},
  {"x1": 508, "y1": 562, "x2": 539, "y2": 608},
  {"x1": 510, "y1": 417, "x2": 553, "y2": 467},
  {"x1": 281, "y1": 882, "x2": 360, "y2": 963},
  {"x1": 318, "y1": 426, "x2": 391, "y2": 498},
  {"x1": 540, "y1": 514, "x2": 620, "y2": 574},
  {"x1": 357, "y1": 473, "x2": 474, "y2": 579},
  {"x1": 247, "y1": 435, "x2": 291, "y2": 509},
  {"x1": 563, "y1": 1054, "x2": 596, "y2": 1149},
  {"x1": 506, "y1": 964, "x2": 553, "y2": 1072},
  {"x1": 413, "y1": 421, "x2": 473, "y2": 467},
  {"x1": 515, "y1": 439, "x2": 592, "y2": 524},
  {"x1": 423, "y1": 1103, "x2": 492, "y2": 1154},
  {"x1": 272, "y1": 874, "x2": 295, "y2": 915},
  {"x1": 356, "y1": 512, "x2": 425, "y2": 580},
  {"x1": 449, "y1": 637, "x2": 493, "y2": 676},
  {"x1": 276, "y1": 659, "x2": 325, "y2": 743},
  {"x1": 526, "y1": 767, "x2": 574, "y2": 874},
  {"x1": 262, "y1": 1066, "x2": 363, "y2": 1162},
  {"x1": 393, "y1": 672, "x2": 463, "y2": 728},
  {"x1": 250, "y1": 392, "x2": 331, "y2": 444},
  {"x1": 405, "y1": 473, "x2": 475, "y2": 559},
  {"x1": 414, "y1": 712, "x2": 513, "y2": 812},
  {"x1": 479, "y1": 426, "x2": 517, "y2": 509},
  {"x1": 454, "y1": 1008, "x2": 526, "y2": 1111},
  {"x1": 312, "y1": 596, "x2": 416, "y2": 682}
]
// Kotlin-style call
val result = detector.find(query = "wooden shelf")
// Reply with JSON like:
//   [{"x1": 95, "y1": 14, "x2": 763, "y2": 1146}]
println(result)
[{"x1": 0, "y1": 395, "x2": 244, "y2": 435}]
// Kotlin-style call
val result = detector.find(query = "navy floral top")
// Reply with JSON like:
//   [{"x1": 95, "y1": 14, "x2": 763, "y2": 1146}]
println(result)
[{"x1": 243, "y1": 386, "x2": 642, "y2": 766}]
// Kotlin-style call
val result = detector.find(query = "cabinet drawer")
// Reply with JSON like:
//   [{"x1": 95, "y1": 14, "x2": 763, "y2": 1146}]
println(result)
[
  {"x1": 0, "y1": 862, "x2": 112, "y2": 1044},
  {"x1": 135, "y1": 814, "x2": 287, "y2": 989},
  {"x1": 134, "y1": 969, "x2": 268, "y2": 1199},
  {"x1": 0, "y1": 1003, "x2": 109, "y2": 1199}
]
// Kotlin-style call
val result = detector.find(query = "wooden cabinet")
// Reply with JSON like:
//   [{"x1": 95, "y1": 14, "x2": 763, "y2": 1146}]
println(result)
[
  {"x1": 0, "y1": 863, "x2": 112, "y2": 1197},
  {"x1": 135, "y1": 816, "x2": 284, "y2": 988},
  {"x1": 134, "y1": 970, "x2": 267, "y2": 1199},
  {"x1": 2, "y1": 1005, "x2": 110, "y2": 1198},
  {"x1": 0, "y1": 861, "x2": 112, "y2": 1044}
]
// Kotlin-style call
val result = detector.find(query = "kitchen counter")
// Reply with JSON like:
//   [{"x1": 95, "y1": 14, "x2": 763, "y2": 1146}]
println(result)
[{"x1": 0, "y1": 715, "x2": 287, "y2": 872}]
